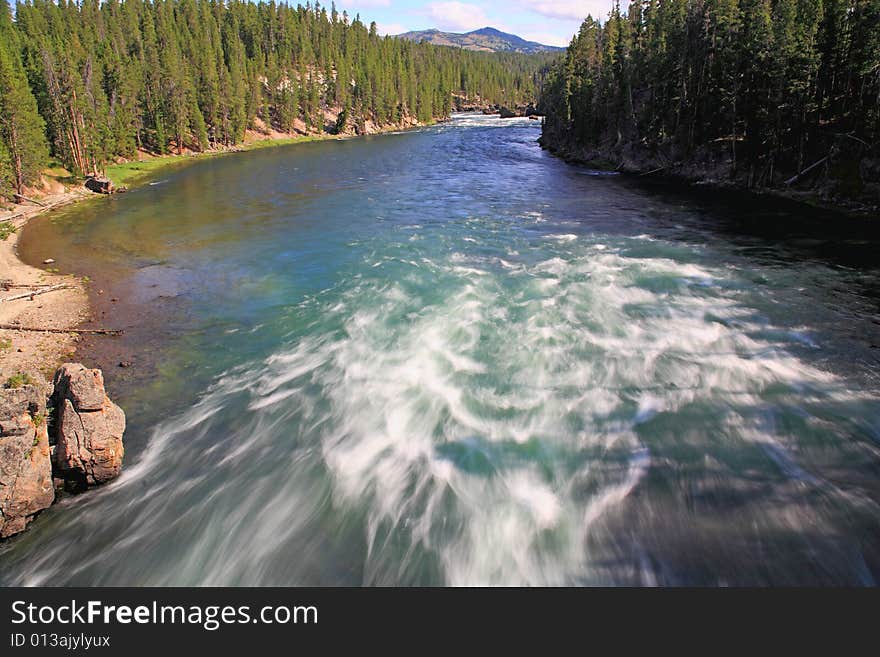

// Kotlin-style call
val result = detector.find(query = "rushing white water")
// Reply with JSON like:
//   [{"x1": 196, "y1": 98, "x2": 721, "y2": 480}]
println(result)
[{"x1": 4, "y1": 114, "x2": 880, "y2": 585}]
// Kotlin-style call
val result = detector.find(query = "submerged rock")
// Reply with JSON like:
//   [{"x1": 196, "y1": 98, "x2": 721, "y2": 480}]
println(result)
[
  {"x1": 52, "y1": 364, "x2": 125, "y2": 493},
  {"x1": 0, "y1": 385, "x2": 54, "y2": 538}
]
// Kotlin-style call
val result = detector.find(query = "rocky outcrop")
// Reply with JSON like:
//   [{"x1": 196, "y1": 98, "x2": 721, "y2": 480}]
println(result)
[
  {"x1": 497, "y1": 104, "x2": 541, "y2": 119},
  {"x1": 452, "y1": 93, "x2": 488, "y2": 112},
  {"x1": 0, "y1": 384, "x2": 54, "y2": 538},
  {"x1": 84, "y1": 176, "x2": 114, "y2": 194},
  {"x1": 52, "y1": 364, "x2": 125, "y2": 493},
  {"x1": 0, "y1": 364, "x2": 125, "y2": 539},
  {"x1": 540, "y1": 122, "x2": 879, "y2": 212}
]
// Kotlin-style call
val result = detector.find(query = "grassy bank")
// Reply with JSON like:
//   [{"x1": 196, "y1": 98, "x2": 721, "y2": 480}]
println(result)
[
  {"x1": 104, "y1": 133, "x2": 339, "y2": 188},
  {"x1": 103, "y1": 115, "x2": 443, "y2": 189}
]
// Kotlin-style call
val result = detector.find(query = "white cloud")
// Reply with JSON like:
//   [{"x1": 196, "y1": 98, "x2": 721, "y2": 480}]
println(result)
[
  {"x1": 517, "y1": 30, "x2": 571, "y2": 48},
  {"x1": 527, "y1": 1, "x2": 625, "y2": 22},
  {"x1": 377, "y1": 21, "x2": 409, "y2": 36},
  {"x1": 425, "y1": 2, "x2": 490, "y2": 32}
]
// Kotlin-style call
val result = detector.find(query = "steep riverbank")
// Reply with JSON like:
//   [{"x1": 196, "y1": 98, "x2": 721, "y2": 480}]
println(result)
[{"x1": 537, "y1": 132, "x2": 880, "y2": 217}]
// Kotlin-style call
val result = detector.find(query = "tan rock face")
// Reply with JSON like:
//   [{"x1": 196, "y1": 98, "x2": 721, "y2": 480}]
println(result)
[
  {"x1": 52, "y1": 365, "x2": 106, "y2": 412},
  {"x1": 0, "y1": 365, "x2": 126, "y2": 538},
  {"x1": 52, "y1": 364, "x2": 125, "y2": 492},
  {"x1": 0, "y1": 385, "x2": 54, "y2": 538}
]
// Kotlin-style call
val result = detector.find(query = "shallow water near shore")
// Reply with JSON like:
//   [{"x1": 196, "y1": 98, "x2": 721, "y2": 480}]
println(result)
[{"x1": 4, "y1": 114, "x2": 880, "y2": 585}]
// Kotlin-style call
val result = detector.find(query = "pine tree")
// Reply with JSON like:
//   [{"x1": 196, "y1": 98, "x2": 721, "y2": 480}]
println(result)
[
  {"x1": 5, "y1": 0, "x2": 550, "y2": 174},
  {"x1": 540, "y1": 0, "x2": 879, "y2": 197},
  {"x1": 0, "y1": 3, "x2": 49, "y2": 196}
]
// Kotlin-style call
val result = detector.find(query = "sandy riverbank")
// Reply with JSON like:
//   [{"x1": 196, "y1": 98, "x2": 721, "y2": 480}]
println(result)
[{"x1": 0, "y1": 189, "x2": 94, "y2": 386}]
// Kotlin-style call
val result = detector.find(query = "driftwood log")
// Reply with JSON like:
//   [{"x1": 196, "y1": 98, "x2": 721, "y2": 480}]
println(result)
[
  {"x1": 12, "y1": 193, "x2": 47, "y2": 207},
  {"x1": 0, "y1": 284, "x2": 72, "y2": 303},
  {"x1": 0, "y1": 282, "x2": 57, "y2": 290},
  {"x1": 784, "y1": 155, "x2": 830, "y2": 187},
  {"x1": 0, "y1": 324, "x2": 123, "y2": 335},
  {"x1": 2, "y1": 196, "x2": 82, "y2": 222}
]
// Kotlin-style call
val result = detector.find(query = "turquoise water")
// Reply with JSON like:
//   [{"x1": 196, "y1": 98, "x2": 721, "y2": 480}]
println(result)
[{"x1": 3, "y1": 114, "x2": 880, "y2": 585}]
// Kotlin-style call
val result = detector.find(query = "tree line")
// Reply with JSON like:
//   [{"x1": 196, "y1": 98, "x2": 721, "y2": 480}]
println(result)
[
  {"x1": 0, "y1": 0, "x2": 548, "y2": 199},
  {"x1": 539, "y1": 0, "x2": 880, "y2": 198}
]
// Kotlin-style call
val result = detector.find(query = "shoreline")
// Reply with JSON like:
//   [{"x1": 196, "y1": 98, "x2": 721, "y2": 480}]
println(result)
[
  {"x1": 1, "y1": 119, "x2": 439, "y2": 388},
  {"x1": 538, "y1": 139, "x2": 880, "y2": 219},
  {"x1": 0, "y1": 188, "x2": 93, "y2": 388},
  {"x1": 103, "y1": 114, "x2": 441, "y2": 188}
]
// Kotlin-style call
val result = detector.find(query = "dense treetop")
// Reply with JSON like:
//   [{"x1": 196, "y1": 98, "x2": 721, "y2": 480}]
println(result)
[
  {"x1": 540, "y1": 0, "x2": 880, "y2": 198},
  {"x1": 0, "y1": 0, "x2": 548, "y2": 198}
]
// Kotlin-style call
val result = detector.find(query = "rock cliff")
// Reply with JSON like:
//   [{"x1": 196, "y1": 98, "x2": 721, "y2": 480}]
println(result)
[
  {"x1": 0, "y1": 364, "x2": 125, "y2": 538},
  {"x1": 0, "y1": 384, "x2": 54, "y2": 538}
]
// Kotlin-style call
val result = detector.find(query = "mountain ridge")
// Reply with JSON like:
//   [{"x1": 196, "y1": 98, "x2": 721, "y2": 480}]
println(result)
[{"x1": 396, "y1": 27, "x2": 563, "y2": 54}]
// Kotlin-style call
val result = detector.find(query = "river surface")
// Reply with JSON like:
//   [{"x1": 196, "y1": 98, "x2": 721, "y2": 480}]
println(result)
[{"x1": 4, "y1": 114, "x2": 880, "y2": 585}]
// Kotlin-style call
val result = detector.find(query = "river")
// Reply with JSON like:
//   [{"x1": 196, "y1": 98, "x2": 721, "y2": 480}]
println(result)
[{"x1": 3, "y1": 113, "x2": 880, "y2": 585}]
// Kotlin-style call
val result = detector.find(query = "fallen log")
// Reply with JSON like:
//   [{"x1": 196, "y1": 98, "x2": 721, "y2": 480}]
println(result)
[
  {"x1": 832, "y1": 132, "x2": 871, "y2": 149},
  {"x1": 784, "y1": 155, "x2": 830, "y2": 186},
  {"x1": 1, "y1": 282, "x2": 58, "y2": 290},
  {"x1": 8, "y1": 283, "x2": 59, "y2": 287},
  {"x1": 0, "y1": 324, "x2": 123, "y2": 335},
  {"x1": 0, "y1": 283, "x2": 72, "y2": 303},
  {"x1": 13, "y1": 193, "x2": 47, "y2": 207},
  {"x1": 2, "y1": 197, "x2": 81, "y2": 222}
]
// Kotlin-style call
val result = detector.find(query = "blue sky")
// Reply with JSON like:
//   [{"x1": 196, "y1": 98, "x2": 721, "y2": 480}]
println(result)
[{"x1": 335, "y1": 1, "x2": 625, "y2": 47}]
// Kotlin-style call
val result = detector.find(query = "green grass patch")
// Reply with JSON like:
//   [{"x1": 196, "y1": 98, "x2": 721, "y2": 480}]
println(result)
[
  {"x1": 104, "y1": 134, "x2": 346, "y2": 189},
  {"x1": 104, "y1": 154, "x2": 194, "y2": 187},
  {"x1": 43, "y1": 162, "x2": 78, "y2": 186},
  {"x1": 0, "y1": 221, "x2": 17, "y2": 240},
  {"x1": 4, "y1": 372, "x2": 35, "y2": 389},
  {"x1": 243, "y1": 134, "x2": 331, "y2": 150}
]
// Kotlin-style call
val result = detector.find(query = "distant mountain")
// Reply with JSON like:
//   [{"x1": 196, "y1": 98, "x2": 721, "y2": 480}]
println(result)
[{"x1": 396, "y1": 27, "x2": 563, "y2": 54}]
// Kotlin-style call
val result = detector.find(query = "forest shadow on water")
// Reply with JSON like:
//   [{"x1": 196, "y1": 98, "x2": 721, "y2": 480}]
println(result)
[{"x1": 623, "y1": 175, "x2": 880, "y2": 271}]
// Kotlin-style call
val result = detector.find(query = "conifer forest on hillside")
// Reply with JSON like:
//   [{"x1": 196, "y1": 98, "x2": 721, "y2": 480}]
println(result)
[
  {"x1": 539, "y1": 0, "x2": 880, "y2": 203},
  {"x1": 0, "y1": 0, "x2": 550, "y2": 197}
]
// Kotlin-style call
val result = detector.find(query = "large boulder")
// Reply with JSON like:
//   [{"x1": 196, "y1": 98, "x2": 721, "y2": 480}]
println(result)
[
  {"x1": 52, "y1": 364, "x2": 125, "y2": 493},
  {"x1": 84, "y1": 176, "x2": 114, "y2": 194},
  {"x1": 52, "y1": 365, "x2": 106, "y2": 411},
  {"x1": 0, "y1": 385, "x2": 54, "y2": 538}
]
